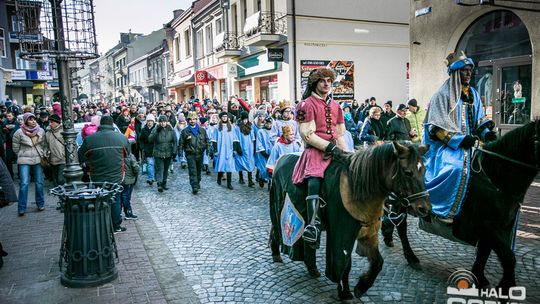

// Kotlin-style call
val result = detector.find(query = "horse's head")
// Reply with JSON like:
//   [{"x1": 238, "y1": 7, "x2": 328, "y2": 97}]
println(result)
[{"x1": 386, "y1": 142, "x2": 431, "y2": 218}]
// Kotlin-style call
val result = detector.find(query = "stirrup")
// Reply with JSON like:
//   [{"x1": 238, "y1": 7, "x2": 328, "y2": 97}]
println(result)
[{"x1": 303, "y1": 225, "x2": 320, "y2": 243}]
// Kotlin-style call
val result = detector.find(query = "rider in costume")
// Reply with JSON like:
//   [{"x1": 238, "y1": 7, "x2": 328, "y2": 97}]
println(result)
[
  {"x1": 292, "y1": 68, "x2": 351, "y2": 248},
  {"x1": 423, "y1": 51, "x2": 496, "y2": 220}
]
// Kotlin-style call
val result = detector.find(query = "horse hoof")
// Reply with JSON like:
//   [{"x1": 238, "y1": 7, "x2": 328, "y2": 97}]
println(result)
[
  {"x1": 308, "y1": 267, "x2": 321, "y2": 278},
  {"x1": 338, "y1": 287, "x2": 353, "y2": 302},
  {"x1": 354, "y1": 281, "x2": 369, "y2": 298},
  {"x1": 408, "y1": 261, "x2": 422, "y2": 271},
  {"x1": 272, "y1": 254, "x2": 283, "y2": 263}
]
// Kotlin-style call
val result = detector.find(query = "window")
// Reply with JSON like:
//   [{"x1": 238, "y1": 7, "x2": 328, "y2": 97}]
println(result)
[
  {"x1": 0, "y1": 28, "x2": 5, "y2": 57},
  {"x1": 205, "y1": 24, "x2": 213, "y2": 55},
  {"x1": 15, "y1": 49, "x2": 30, "y2": 69},
  {"x1": 216, "y1": 18, "x2": 223, "y2": 34},
  {"x1": 196, "y1": 30, "x2": 204, "y2": 59},
  {"x1": 11, "y1": 16, "x2": 24, "y2": 32},
  {"x1": 184, "y1": 28, "x2": 192, "y2": 57},
  {"x1": 175, "y1": 36, "x2": 181, "y2": 62},
  {"x1": 242, "y1": 0, "x2": 247, "y2": 27}
]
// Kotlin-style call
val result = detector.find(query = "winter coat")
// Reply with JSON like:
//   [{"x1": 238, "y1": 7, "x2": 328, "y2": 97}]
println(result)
[
  {"x1": 386, "y1": 116, "x2": 412, "y2": 141},
  {"x1": 179, "y1": 125, "x2": 209, "y2": 155},
  {"x1": 115, "y1": 115, "x2": 131, "y2": 134},
  {"x1": 406, "y1": 108, "x2": 427, "y2": 143},
  {"x1": 0, "y1": 158, "x2": 17, "y2": 203},
  {"x1": 45, "y1": 125, "x2": 66, "y2": 165},
  {"x1": 122, "y1": 153, "x2": 139, "y2": 185},
  {"x1": 12, "y1": 128, "x2": 47, "y2": 165},
  {"x1": 138, "y1": 124, "x2": 155, "y2": 156},
  {"x1": 78, "y1": 125, "x2": 131, "y2": 184},
  {"x1": 148, "y1": 125, "x2": 177, "y2": 158}
]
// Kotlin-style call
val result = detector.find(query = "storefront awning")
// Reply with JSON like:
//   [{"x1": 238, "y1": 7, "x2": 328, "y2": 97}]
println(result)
[{"x1": 167, "y1": 74, "x2": 195, "y2": 88}]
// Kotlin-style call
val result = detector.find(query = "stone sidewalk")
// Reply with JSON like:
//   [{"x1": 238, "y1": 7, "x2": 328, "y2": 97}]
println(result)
[{"x1": 0, "y1": 183, "x2": 177, "y2": 304}]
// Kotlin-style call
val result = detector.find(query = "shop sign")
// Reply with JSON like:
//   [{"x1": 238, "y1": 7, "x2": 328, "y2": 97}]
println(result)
[
  {"x1": 33, "y1": 83, "x2": 45, "y2": 90},
  {"x1": 300, "y1": 60, "x2": 354, "y2": 100},
  {"x1": 512, "y1": 97, "x2": 526, "y2": 103},
  {"x1": 267, "y1": 48, "x2": 284, "y2": 62},
  {"x1": 228, "y1": 64, "x2": 237, "y2": 78},
  {"x1": 237, "y1": 54, "x2": 277, "y2": 78},
  {"x1": 206, "y1": 64, "x2": 226, "y2": 80},
  {"x1": 11, "y1": 70, "x2": 27, "y2": 80},
  {"x1": 37, "y1": 71, "x2": 53, "y2": 80},
  {"x1": 195, "y1": 70, "x2": 208, "y2": 85},
  {"x1": 415, "y1": 6, "x2": 432, "y2": 17},
  {"x1": 178, "y1": 69, "x2": 192, "y2": 78}
]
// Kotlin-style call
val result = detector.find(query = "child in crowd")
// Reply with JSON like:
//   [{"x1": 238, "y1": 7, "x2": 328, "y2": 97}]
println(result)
[
  {"x1": 266, "y1": 125, "x2": 301, "y2": 174},
  {"x1": 121, "y1": 153, "x2": 139, "y2": 220}
]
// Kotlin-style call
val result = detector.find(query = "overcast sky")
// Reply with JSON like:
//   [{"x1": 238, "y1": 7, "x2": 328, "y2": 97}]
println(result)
[{"x1": 93, "y1": 0, "x2": 192, "y2": 54}]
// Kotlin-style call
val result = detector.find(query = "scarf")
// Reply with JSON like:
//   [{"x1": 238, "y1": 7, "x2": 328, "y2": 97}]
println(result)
[
  {"x1": 22, "y1": 113, "x2": 40, "y2": 137},
  {"x1": 277, "y1": 135, "x2": 292, "y2": 145},
  {"x1": 188, "y1": 124, "x2": 199, "y2": 137}
]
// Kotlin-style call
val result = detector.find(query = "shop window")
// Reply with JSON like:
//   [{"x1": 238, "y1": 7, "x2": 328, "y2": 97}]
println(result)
[
  {"x1": 456, "y1": 10, "x2": 531, "y2": 63},
  {"x1": 0, "y1": 28, "x2": 6, "y2": 58}
]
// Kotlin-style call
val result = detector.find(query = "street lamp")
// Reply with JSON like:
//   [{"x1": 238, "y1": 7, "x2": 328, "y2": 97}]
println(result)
[{"x1": 15, "y1": 0, "x2": 99, "y2": 183}]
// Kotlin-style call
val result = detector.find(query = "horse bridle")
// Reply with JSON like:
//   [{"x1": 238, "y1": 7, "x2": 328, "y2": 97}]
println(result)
[
  {"x1": 383, "y1": 191, "x2": 429, "y2": 227},
  {"x1": 477, "y1": 120, "x2": 540, "y2": 171}
]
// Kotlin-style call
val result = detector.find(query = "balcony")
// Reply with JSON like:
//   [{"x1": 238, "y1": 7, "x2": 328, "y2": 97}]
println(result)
[
  {"x1": 243, "y1": 11, "x2": 287, "y2": 47},
  {"x1": 214, "y1": 32, "x2": 242, "y2": 59},
  {"x1": 145, "y1": 77, "x2": 163, "y2": 90}
]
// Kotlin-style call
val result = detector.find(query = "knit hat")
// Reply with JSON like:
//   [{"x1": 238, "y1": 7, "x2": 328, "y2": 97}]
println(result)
[
  {"x1": 199, "y1": 117, "x2": 208, "y2": 125},
  {"x1": 240, "y1": 111, "x2": 249, "y2": 121},
  {"x1": 49, "y1": 114, "x2": 61, "y2": 123},
  {"x1": 158, "y1": 115, "x2": 168, "y2": 122},
  {"x1": 23, "y1": 112, "x2": 36, "y2": 124},
  {"x1": 219, "y1": 112, "x2": 229, "y2": 119},
  {"x1": 178, "y1": 113, "x2": 186, "y2": 123},
  {"x1": 146, "y1": 114, "x2": 155, "y2": 122}
]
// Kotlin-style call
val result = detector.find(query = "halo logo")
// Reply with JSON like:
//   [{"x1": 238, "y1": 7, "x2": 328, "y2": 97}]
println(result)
[{"x1": 446, "y1": 269, "x2": 526, "y2": 304}]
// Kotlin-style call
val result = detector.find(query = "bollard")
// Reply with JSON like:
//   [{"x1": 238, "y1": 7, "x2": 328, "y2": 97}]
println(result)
[{"x1": 51, "y1": 182, "x2": 123, "y2": 288}]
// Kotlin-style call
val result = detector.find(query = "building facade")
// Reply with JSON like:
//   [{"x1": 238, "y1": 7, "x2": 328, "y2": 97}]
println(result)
[{"x1": 410, "y1": 0, "x2": 540, "y2": 132}]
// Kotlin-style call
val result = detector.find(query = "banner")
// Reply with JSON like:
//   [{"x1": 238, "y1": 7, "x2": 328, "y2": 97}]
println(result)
[
  {"x1": 300, "y1": 60, "x2": 354, "y2": 100},
  {"x1": 280, "y1": 194, "x2": 305, "y2": 247}
]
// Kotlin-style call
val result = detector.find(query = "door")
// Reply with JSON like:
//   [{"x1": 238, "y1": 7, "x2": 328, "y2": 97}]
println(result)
[{"x1": 475, "y1": 56, "x2": 532, "y2": 133}]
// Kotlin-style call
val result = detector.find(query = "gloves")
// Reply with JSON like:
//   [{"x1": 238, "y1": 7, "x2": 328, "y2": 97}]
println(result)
[
  {"x1": 484, "y1": 131, "x2": 497, "y2": 142},
  {"x1": 212, "y1": 142, "x2": 218, "y2": 157},
  {"x1": 261, "y1": 151, "x2": 269, "y2": 159},
  {"x1": 459, "y1": 135, "x2": 477, "y2": 149},
  {"x1": 325, "y1": 142, "x2": 345, "y2": 158},
  {"x1": 233, "y1": 141, "x2": 243, "y2": 156}
]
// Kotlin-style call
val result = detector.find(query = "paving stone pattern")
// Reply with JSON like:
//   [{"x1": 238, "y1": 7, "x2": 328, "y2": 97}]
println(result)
[{"x1": 138, "y1": 165, "x2": 540, "y2": 304}]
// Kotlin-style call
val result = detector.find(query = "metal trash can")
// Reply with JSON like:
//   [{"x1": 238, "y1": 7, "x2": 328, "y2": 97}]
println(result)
[{"x1": 51, "y1": 182, "x2": 123, "y2": 288}]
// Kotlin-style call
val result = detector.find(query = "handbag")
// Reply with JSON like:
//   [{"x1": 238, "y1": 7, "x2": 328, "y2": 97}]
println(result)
[{"x1": 32, "y1": 139, "x2": 49, "y2": 168}]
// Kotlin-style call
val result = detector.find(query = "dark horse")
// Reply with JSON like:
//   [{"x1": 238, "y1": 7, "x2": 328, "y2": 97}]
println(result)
[
  {"x1": 269, "y1": 142, "x2": 431, "y2": 302},
  {"x1": 391, "y1": 120, "x2": 540, "y2": 290}
]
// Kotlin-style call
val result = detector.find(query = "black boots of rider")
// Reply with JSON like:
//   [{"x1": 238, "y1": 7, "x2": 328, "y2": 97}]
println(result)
[{"x1": 303, "y1": 195, "x2": 322, "y2": 249}]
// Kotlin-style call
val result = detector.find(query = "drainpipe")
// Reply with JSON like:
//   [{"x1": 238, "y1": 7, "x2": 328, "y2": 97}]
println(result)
[{"x1": 292, "y1": 0, "x2": 298, "y2": 101}]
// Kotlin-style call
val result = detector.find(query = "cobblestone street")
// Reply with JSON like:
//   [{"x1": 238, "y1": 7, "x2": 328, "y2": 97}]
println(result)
[{"x1": 136, "y1": 165, "x2": 540, "y2": 304}]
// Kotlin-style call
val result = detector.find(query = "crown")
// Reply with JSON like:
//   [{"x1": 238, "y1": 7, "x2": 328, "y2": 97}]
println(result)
[
  {"x1": 445, "y1": 51, "x2": 468, "y2": 67},
  {"x1": 279, "y1": 100, "x2": 292, "y2": 111}
]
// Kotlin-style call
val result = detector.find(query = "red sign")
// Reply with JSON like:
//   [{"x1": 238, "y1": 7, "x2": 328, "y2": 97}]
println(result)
[{"x1": 195, "y1": 70, "x2": 208, "y2": 85}]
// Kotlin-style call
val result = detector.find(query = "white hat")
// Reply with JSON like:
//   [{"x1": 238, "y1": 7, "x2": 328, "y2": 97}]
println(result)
[{"x1": 146, "y1": 113, "x2": 155, "y2": 122}]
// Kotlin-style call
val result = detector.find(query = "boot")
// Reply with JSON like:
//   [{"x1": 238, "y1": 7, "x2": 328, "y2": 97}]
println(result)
[
  {"x1": 239, "y1": 172, "x2": 245, "y2": 184},
  {"x1": 302, "y1": 195, "x2": 322, "y2": 249},
  {"x1": 247, "y1": 172, "x2": 255, "y2": 187},
  {"x1": 158, "y1": 182, "x2": 163, "y2": 193},
  {"x1": 217, "y1": 172, "x2": 223, "y2": 185},
  {"x1": 226, "y1": 173, "x2": 234, "y2": 190},
  {"x1": 162, "y1": 181, "x2": 169, "y2": 190}
]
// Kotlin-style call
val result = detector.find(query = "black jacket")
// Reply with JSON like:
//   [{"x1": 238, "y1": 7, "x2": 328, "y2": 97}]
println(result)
[
  {"x1": 386, "y1": 116, "x2": 412, "y2": 141},
  {"x1": 179, "y1": 125, "x2": 209, "y2": 155},
  {"x1": 115, "y1": 115, "x2": 131, "y2": 134},
  {"x1": 78, "y1": 125, "x2": 131, "y2": 184},
  {"x1": 148, "y1": 125, "x2": 177, "y2": 158},
  {"x1": 138, "y1": 124, "x2": 155, "y2": 156}
]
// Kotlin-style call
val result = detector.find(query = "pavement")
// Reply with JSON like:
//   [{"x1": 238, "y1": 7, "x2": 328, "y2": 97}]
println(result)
[{"x1": 0, "y1": 165, "x2": 538, "y2": 304}]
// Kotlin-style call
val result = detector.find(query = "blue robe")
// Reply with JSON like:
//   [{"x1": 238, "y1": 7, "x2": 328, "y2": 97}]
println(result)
[
  {"x1": 343, "y1": 130, "x2": 355, "y2": 152},
  {"x1": 266, "y1": 140, "x2": 301, "y2": 170},
  {"x1": 269, "y1": 119, "x2": 300, "y2": 145},
  {"x1": 234, "y1": 126, "x2": 255, "y2": 172},
  {"x1": 423, "y1": 85, "x2": 486, "y2": 218},
  {"x1": 255, "y1": 128, "x2": 272, "y2": 181},
  {"x1": 212, "y1": 125, "x2": 238, "y2": 172}
]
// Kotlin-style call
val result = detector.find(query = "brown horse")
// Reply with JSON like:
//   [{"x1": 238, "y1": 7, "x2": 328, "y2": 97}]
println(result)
[
  {"x1": 390, "y1": 120, "x2": 540, "y2": 292},
  {"x1": 269, "y1": 141, "x2": 431, "y2": 302}
]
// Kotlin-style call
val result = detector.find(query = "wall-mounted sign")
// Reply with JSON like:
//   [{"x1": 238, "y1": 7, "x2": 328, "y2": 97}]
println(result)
[
  {"x1": 238, "y1": 54, "x2": 277, "y2": 78},
  {"x1": 415, "y1": 6, "x2": 432, "y2": 17},
  {"x1": 267, "y1": 48, "x2": 284, "y2": 62},
  {"x1": 512, "y1": 97, "x2": 526, "y2": 103},
  {"x1": 195, "y1": 70, "x2": 208, "y2": 85},
  {"x1": 300, "y1": 60, "x2": 354, "y2": 100},
  {"x1": 11, "y1": 70, "x2": 27, "y2": 80}
]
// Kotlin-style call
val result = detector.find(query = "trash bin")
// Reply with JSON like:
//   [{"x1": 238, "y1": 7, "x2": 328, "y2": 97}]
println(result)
[{"x1": 51, "y1": 182, "x2": 123, "y2": 288}]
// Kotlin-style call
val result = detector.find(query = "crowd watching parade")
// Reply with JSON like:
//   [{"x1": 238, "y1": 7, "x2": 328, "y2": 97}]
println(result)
[{"x1": 0, "y1": 71, "x2": 427, "y2": 233}]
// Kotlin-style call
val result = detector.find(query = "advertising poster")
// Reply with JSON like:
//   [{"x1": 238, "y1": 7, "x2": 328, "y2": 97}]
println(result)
[{"x1": 300, "y1": 60, "x2": 354, "y2": 100}]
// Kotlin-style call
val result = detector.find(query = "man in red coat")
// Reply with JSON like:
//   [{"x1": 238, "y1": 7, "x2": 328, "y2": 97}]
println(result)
[{"x1": 292, "y1": 68, "x2": 350, "y2": 248}]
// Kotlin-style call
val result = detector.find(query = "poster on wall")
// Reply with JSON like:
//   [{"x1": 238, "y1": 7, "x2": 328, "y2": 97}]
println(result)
[{"x1": 300, "y1": 60, "x2": 354, "y2": 100}]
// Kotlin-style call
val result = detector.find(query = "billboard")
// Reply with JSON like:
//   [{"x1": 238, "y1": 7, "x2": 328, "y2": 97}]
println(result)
[{"x1": 300, "y1": 60, "x2": 354, "y2": 100}]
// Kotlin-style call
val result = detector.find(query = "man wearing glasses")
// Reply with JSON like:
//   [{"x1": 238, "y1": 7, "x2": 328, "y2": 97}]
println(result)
[{"x1": 292, "y1": 68, "x2": 350, "y2": 251}]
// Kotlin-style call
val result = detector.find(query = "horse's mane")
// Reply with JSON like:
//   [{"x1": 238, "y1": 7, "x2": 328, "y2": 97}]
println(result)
[
  {"x1": 347, "y1": 143, "x2": 396, "y2": 203},
  {"x1": 485, "y1": 120, "x2": 537, "y2": 156}
]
